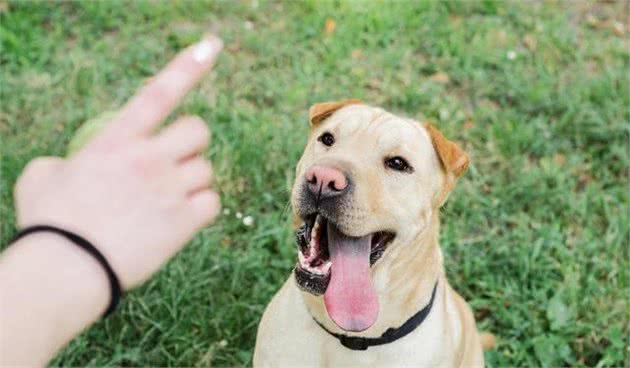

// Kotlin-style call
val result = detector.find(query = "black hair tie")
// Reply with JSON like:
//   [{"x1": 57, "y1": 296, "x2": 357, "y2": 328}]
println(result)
[{"x1": 11, "y1": 225, "x2": 121, "y2": 317}]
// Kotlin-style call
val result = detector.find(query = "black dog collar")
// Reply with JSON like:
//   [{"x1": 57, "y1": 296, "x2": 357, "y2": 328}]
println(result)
[{"x1": 313, "y1": 281, "x2": 438, "y2": 351}]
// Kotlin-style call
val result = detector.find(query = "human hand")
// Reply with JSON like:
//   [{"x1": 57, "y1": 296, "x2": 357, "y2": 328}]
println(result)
[{"x1": 13, "y1": 35, "x2": 223, "y2": 289}]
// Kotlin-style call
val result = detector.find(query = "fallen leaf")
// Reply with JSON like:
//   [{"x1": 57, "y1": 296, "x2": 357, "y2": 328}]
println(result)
[
  {"x1": 612, "y1": 21, "x2": 625, "y2": 36},
  {"x1": 585, "y1": 14, "x2": 600, "y2": 28},
  {"x1": 226, "y1": 41, "x2": 242, "y2": 53},
  {"x1": 324, "y1": 18, "x2": 336, "y2": 35},
  {"x1": 576, "y1": 173, "x2": 592, "y2": 191},
  {"x1": 448, "y1": 15, "x2": 462, "y2": 25},
  {"x1": 488, "y1": 29, "x2": 508, "y2": 47},
  {"x1": 428, "y1": 72, "x2": 450, "y2": 84},
  {"x1": 480, "y1": 99, "x2": 500, "y2": 111},
  {"x1": 523, "y1": 33, "x2": 537, "y2": 51},
  {"x1": 553, "y1": 153, "x2": 566, "y2": 165},
  {"x1": 235, "y1": 177, "x2": 247, "y2": 193},
  {"x1": 366, "y1": 79, "x2": 381, "y2": 90}
]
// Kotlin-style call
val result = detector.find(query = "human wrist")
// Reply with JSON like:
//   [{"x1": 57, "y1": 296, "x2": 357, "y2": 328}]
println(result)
[
  {"x1": 14, "y1": 224, "x2": 122, "y2": 315},
  {"x1": 0, "y1": 231, "x2": 113, "y2": 365},
  {"x1": 13, "y1": 231, "x2": 110, "y2": 313},
  {"x1": 0, "y1": 232, "x2": 111, "y2": 360}
]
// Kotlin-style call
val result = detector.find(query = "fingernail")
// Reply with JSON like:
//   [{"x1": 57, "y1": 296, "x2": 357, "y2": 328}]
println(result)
[{"x1": 192, "y1": 35, "x2": 223, "y2": 63}]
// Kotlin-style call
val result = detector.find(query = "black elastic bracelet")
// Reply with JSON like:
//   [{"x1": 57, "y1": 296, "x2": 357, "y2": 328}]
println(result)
[{"x1": 11, "y1": 225, "x2": 121, "y2": 317}]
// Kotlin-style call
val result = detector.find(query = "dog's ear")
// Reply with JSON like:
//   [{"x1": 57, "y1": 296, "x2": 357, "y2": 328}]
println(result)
[
  {"x1": 425, "y1": 123, "x2": 469, "y2": 177},
  {"x1": 309, "y1": 99, "x2": 361, "y2": 126},
  {"x1": 425, "y1": 123, "x2": 469, "y2": 205}
]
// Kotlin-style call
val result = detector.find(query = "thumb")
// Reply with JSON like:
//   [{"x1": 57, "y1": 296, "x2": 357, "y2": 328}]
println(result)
[{"x1": 15, "y1": 156, "x2": 65, "y2": 198}]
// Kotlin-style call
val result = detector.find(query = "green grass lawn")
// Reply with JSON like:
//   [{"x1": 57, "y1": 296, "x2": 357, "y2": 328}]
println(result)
[{"x1": 1, "y1": 1, "x2": 628, "y2": 366}]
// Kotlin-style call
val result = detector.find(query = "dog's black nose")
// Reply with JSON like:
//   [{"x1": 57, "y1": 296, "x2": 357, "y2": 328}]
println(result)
[{"x1": 306, "y1": 165, "x2": 349, "y2": 199}]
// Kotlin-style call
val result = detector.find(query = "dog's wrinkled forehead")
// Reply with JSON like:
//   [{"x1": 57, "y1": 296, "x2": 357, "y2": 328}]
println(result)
[{"x1": 315, "y1": 104, "x2": 437, "y2": 164}]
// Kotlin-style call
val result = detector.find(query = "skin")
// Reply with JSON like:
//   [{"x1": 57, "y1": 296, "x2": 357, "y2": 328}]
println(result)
[
  {"x1": 254, "y1": 104, "x2": 484, "y2": 367},
  {"x1": 0, "y1": 35, "x2": 223, "y2": 366}
]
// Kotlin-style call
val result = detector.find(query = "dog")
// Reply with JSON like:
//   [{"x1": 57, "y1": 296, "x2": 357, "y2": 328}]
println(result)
[{"x1": 254, "y1": 100, "x2": 491, "y2": 367}]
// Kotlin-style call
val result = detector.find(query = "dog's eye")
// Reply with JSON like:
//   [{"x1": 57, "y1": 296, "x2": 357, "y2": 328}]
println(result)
[
  {"x1": 385, "y1": 156, "x2": 413, "y2": 173},
  {"x1": 318, "y1": 132, "x2": 335, "y2": 147}
]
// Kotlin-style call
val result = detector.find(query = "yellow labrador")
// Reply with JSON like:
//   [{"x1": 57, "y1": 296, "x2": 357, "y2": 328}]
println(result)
[{"x1": 254, "y1": 101, "x2": 490, "y2": 367}]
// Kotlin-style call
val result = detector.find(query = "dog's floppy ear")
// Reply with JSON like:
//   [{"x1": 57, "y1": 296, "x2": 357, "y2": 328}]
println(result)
[
  {"x1": 425, "y1": 123, "x2": 469, "y2": 177},
  {"x1": 425, "y1": 123, "x2": 469, "y2": 206},
  {"x1": 309, "y1": 99, "x2": 361, "y2": 126}
]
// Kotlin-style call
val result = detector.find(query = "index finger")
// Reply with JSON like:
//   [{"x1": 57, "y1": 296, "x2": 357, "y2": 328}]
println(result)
[{"x1": 112, "y1": 35, "x2": 223, "y2": 138}]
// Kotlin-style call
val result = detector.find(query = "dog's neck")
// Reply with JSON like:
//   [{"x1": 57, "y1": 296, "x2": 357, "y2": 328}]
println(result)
[{"x1": 301, "y1": 212, "x2": 444, "y2": 337}]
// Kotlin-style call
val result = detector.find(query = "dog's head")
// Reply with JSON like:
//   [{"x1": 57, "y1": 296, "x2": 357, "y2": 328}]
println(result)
[{"x1": 291, "y1": 100, "x2": 469, "y2": 332}]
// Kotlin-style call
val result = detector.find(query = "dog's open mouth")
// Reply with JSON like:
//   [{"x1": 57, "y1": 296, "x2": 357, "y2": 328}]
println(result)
[
  {"x1": 294, "y1": 213, "x2": 395, "y2": 331},
  {"x1": 295, "y1": 215, "x2": 395, "y2": 280}
]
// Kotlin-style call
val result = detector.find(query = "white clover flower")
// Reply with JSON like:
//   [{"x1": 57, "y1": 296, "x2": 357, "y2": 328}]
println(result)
[
  {"x1": 507, "y1": 51, "x2": 517, "y2": 60},
  {"x1": 243, "y1": 216, "x2": 254, "y2": 227},
  {"x1": 223, "y1": 208, "x2": 231, "y2": 216},
  {"x1": 236, "y1": 212, "x2": 243, "y2": 219}
]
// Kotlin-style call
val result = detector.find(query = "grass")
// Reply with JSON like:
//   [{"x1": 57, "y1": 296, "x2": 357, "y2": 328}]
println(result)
[{"x1": 1, "y1": 0, "x2": 628, "y2": 366}]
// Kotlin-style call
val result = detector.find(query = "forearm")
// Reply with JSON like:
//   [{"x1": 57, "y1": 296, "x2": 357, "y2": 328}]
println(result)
[{"x1": 0, "y1": 233, "x2": 109, "y2": 366}]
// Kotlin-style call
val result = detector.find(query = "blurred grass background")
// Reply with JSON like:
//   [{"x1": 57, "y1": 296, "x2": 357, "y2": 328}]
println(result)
[{"x1": 0, "y1": 0, "x2": 628, "y2": 366}]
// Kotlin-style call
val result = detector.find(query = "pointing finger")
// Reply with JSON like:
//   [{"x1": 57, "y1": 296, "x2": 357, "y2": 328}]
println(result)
[{"x1": 111, "y1": 35, "x2": 223, "y2": 138}]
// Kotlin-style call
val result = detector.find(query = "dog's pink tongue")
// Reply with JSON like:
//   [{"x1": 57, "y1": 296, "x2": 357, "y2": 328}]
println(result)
[{"x1": 324, "y1": 223, "x2": 379, "y2": 332}]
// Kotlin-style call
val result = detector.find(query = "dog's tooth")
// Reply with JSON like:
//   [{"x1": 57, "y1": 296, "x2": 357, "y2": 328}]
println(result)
[
  {"x1": 322, "y1": 261, "x2": 332, "y2": 274},
  {"x1": 312, "y1": 220, "x2": 320, "y2": 237},
  {"x1": 298, "y1": 251, "x2": 313, "y2": 267},
  {"x1": 309, "y1": 221, "x2": 319, "y2": 250}
]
